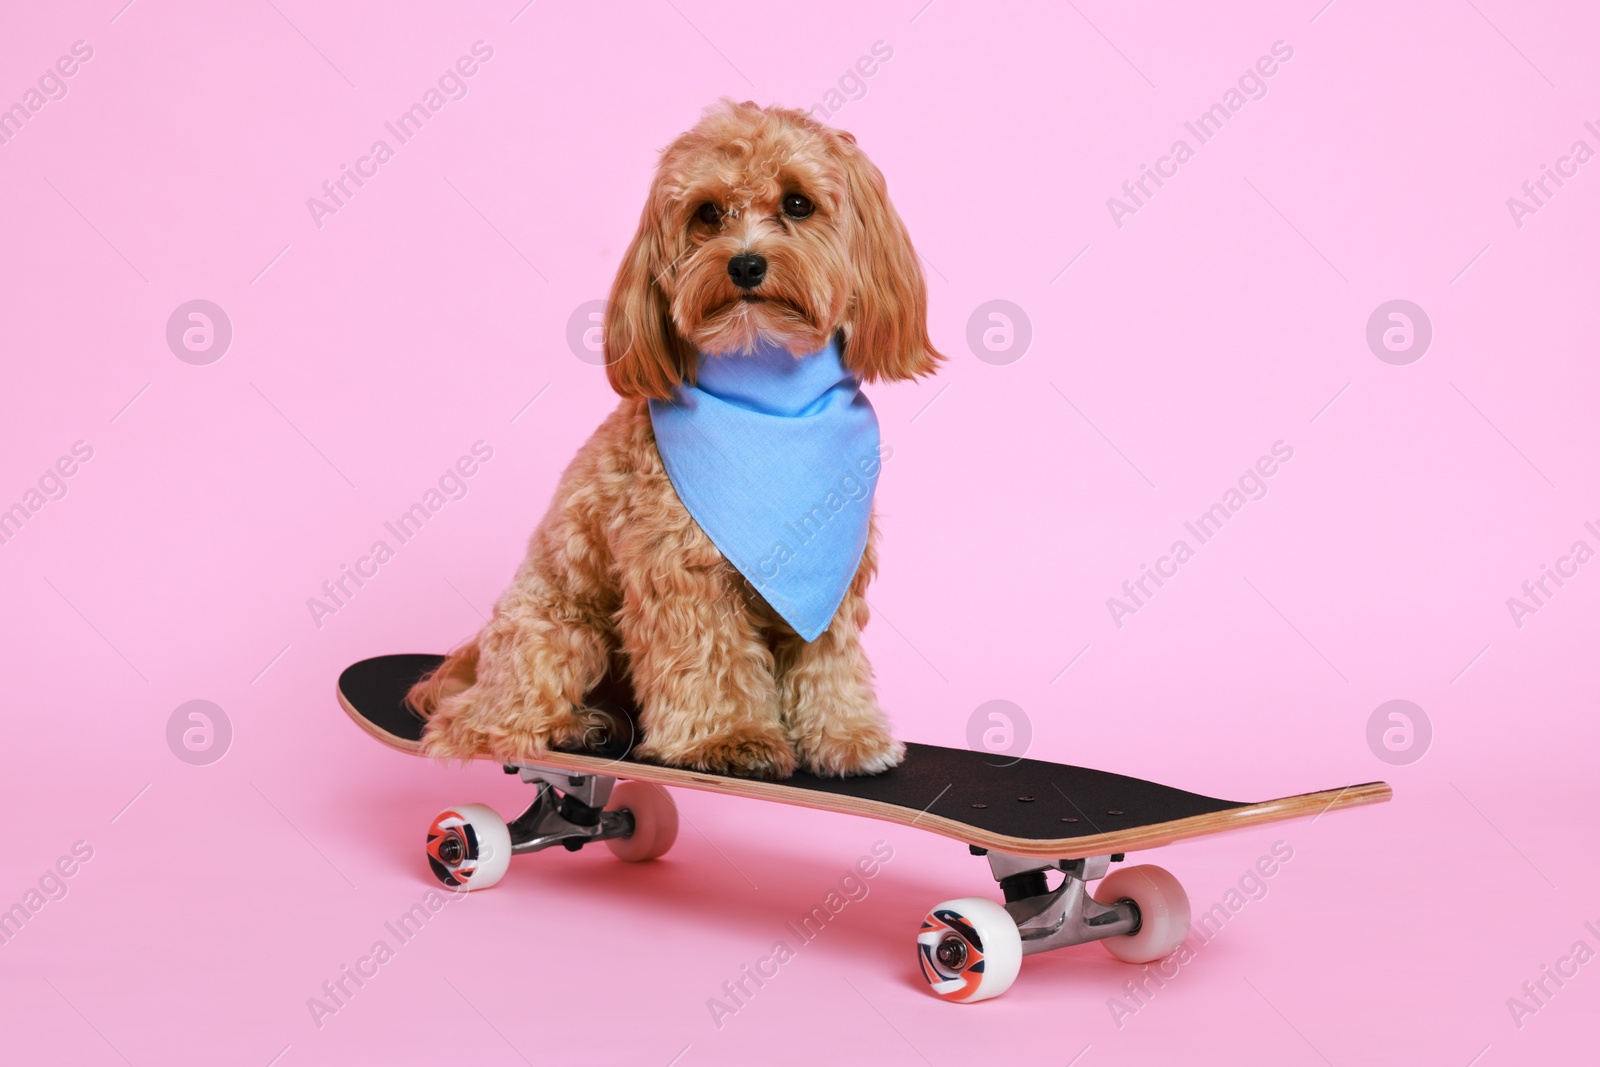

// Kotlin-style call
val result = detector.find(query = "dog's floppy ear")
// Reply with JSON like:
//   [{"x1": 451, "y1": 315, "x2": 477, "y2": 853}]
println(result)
[
  {"x1": 834, "y1": 131, "x2": 944, "y2": 382},
  {"x1": 604, "y1": 201, "x2": 695, "y2": 400}
]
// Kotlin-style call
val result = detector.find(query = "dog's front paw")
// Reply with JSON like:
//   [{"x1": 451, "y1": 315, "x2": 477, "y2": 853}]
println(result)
[
  {"x1": 795, "y1": 723, "x2": 905, "y2": 778},
  {"x1": 481, "y1": 705, "x2": 608, "y2": 764},
  {"x1": 420, "y1": 692, "x2": 601, "y2": 765},
  {"x1": 642, "y1": 723, "x2": 798, "y2": 780},
  {"x1": 419, "y1": 708, "x2": 495, "y2": 763}
]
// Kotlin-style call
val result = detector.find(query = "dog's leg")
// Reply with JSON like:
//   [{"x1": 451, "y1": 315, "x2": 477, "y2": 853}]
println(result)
[
  {"x1": 416, "y1": 571, "x2": 613, "y2": 764},
  {"x1": 619, "y1": 561, "x2": 796, "y2": 779},
  {"x1": 774, "y1": 533, "x2": 905, "y2": 777}
]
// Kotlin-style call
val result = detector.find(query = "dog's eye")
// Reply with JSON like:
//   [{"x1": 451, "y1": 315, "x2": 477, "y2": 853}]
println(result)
[
  {"x1": 781, "y1": 193, "x2": 814, "y2": 220},
  {"x1": 697, "y1": 202, "x2": 722, "y2": 225}
]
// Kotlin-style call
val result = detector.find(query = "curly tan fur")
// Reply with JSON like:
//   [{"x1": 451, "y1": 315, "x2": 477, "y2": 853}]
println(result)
[{"x1": 410, "y1": 101, "x2": 941, "y2": 777}]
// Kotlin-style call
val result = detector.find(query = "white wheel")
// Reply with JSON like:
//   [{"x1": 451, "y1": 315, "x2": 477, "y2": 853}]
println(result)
[
  {"x1": 916, "y1": 896, "x2": 1022, "y2": 1002},
  {"x1": 425, "y1": 804, "x2": 511, "y2": 890},
  {"x1": 604, "y1": 782, "x2": 678, "y2": 862},
  {"x1": 1092, "y1": 864, "x2": 1190, "y2": 963}
]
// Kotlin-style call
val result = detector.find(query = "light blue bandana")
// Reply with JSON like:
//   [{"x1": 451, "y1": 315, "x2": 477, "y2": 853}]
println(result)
[{"x1": 648, "y1": 336, "x2": 883, "y2": 642}]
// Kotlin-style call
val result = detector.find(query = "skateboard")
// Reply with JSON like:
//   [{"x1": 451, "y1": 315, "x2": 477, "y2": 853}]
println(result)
[{"x1": 338, "y1": 653, "x2": 1392, "y2": 1002}]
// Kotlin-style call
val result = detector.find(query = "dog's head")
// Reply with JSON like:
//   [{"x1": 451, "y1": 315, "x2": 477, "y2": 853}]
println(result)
[{"x1": 604, "y1": 100, "x2": 943, "y2": 398}]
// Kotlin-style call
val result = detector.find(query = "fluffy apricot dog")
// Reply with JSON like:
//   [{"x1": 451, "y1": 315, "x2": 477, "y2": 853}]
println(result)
[{"x1": 409, "y1": 101, "x2": 941, "y2": 777}]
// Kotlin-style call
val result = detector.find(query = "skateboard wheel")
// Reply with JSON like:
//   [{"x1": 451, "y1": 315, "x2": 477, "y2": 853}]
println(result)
[
  {"x1": 1092, "y1": 864, "x2": 1190, "y2": 963},
  {"x1": 425, "y1": 804, "x2": 512, "y2": 890},
  {"x1": 916, "y1": 897, "x2": 1022, "y2": 1003},
  {"x1": 603, "y1": 782, "x2": 679, "y2": 862}
]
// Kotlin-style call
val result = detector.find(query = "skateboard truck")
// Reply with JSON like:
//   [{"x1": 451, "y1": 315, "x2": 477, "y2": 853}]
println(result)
[
  {"x1": 918, "y1": 849, "x2": 1191, "y2": 1002},
  {"x1": 985, "y1": 851, "x2": 1139, "y2": 955},
  {"x1": 503, "y1": 763, "x2": 632, "y2": 855},
  {"x1": 424, "y1": 763, "x2": 678, "y2": 891}
]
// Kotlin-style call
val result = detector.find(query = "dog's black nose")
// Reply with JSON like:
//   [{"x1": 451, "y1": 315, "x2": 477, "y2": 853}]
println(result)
[{"x1": 728, "y1": 253, "x2": 767, "y2": 290}]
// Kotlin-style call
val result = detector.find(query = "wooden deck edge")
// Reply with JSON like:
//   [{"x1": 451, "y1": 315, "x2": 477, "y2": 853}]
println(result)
[
  {"x1": 336, "y1": 685, "x2": 1393, "y2": 858},
  {"x1": 337, "y1": 685, "x2": 425, "y2": 754}
]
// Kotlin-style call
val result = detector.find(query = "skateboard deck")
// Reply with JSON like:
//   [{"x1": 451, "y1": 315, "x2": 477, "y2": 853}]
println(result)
[{"x1": 337, "y1": 653, "x2": 1391, "y2": 860}]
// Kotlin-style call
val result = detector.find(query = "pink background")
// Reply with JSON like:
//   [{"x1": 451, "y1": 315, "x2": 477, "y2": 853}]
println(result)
[{"x1": 3, "y1": 1, "x2": 1596, "y2": 1063}]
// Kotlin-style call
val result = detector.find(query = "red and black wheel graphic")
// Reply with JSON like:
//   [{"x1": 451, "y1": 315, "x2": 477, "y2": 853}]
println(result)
[
  {"x1": 918, "y1": 908, "x2": 989, "y2": 1000},
  {"x1": 915, "y1": 897, "x2": 1022, "y2": 1002},
  {"x1": 426, "y1": 810, "x2": 481, "y2": 887}
]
